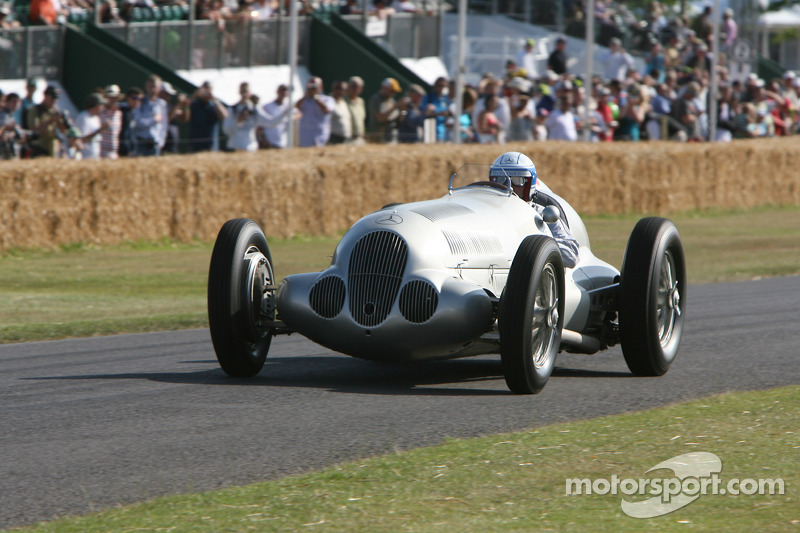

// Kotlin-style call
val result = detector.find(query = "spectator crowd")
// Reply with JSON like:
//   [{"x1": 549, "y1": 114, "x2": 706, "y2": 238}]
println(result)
[
  {"x1": 1, "y1": 4, "x2": 798, "y2": 160},
  {"x1": 1, "y1": 0, "x2": 436, "y2": 27}
]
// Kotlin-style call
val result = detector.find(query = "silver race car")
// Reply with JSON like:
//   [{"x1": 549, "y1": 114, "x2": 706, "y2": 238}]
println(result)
[{"x1": 208, "y1": 155, "x2": 686, "y2": 394}]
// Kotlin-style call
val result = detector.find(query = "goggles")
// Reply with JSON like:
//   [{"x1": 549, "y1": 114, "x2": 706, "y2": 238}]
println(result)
[{"x1": 490, "y1": 173, "x2": 531, "y2": 187}]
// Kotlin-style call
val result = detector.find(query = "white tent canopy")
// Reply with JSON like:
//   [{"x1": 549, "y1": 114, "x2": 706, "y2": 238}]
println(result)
[{"x1": 759, "y1": 5, "x2": 800, "y2": 28}]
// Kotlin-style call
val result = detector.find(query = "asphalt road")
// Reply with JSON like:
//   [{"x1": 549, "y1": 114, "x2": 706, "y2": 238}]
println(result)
[{"x1": 1, "y1": 276, "x2": 798, "y2": 529}]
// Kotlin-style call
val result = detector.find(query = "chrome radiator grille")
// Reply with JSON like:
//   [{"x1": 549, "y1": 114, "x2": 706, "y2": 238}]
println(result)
[
  {"x1": 348, "y1": 230, "x2": 408, "y2": 327},
  {"x1": 309, "y1": 276, "x2": 346, "y2": 319}
]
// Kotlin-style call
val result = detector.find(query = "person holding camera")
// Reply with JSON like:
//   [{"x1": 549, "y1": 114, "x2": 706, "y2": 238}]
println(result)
[
  {"x1": 188, "y1": 80, "x2": 228, "y2": 153},
  {"x1": 0, "y1": 92, "x2": 26, "y2": 160},
  {"x1": 27, "y1": 85, "x2": 67, "y2": 158},
  {"x1": 296, "y1": 76, "x2": 334, "y2": 147},
  {"x1": 368, "y1": 77, "x2": 401, "y2": 143},
  {"x1": 224, "y1": 82, "x2": 259, "y2": 152},
  {"x1": 396, "y1": 84, "x2": 425, "y2": 144}
]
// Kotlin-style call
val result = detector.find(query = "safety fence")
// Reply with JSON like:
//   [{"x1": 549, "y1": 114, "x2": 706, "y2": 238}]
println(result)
[{"x1": 0, "y1": 25, "x2": 64, "y2": 80}]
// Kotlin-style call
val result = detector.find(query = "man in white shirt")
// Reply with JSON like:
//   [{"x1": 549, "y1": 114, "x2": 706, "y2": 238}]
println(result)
[
  {"x1": 601, "y1": 37, "x2": 635, "y2": 83},
  {"x1": 328, "y1": 80, "x2": 352, "y2": 144},
  {"x1": 545, "y1": 97, "x2": 578, "y2": 141},
  {"x1": 259, "y1": 84, "x2": 296, "y2": 148},
  {"x1": 515, "y1": 38, "x2": 539, "y2": 81},
  {"x1": 74, "y1": 93, "x2": 108, "y2": 160}
]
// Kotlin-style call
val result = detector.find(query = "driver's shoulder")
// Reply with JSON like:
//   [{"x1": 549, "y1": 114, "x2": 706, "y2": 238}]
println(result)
[{"x1": 535, "y1": 180, "x2": 553, "y2": 194}]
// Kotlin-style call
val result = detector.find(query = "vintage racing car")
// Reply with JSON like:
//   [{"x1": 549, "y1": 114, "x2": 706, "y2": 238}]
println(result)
[{"x1": 207, "y1": 154, "x2": 686, "y2": 394}]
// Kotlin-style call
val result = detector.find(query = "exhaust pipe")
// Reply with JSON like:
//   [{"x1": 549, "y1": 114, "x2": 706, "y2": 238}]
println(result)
[{"x1": 560, "y1": 329, "x2": 601, "y2": 354}]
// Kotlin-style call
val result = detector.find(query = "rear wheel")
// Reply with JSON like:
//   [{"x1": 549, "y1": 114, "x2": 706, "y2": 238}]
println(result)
[
  {"x1": 619, "y1": 217, "x2": 686, "y2": 376},
  {"x1": 499, "y1": 236, "x2": 565, "y2": 394},
  {"x1": 208, "y1": 219, "x2": 275, "y2": 377}
]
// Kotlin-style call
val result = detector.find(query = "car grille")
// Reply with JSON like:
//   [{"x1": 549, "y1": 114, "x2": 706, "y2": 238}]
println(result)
[
  {"x1": 309, "y1": 276, "x2": 346, "y2": 319},
  {"x1": 348, "y1": 230, "x2": 408, "y2": 327},
  {"x1": 399, "y1": 280, "x2": 439, "y2": 324}
]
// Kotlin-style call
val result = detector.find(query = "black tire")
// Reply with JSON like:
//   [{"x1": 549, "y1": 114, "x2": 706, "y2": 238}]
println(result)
[
  {"x1": 381, "y1": 202, "x2": 402, "y2": 210},
  {"x1": 619, "y1": 217, "x2": 686, "y2": 376},
  {"x1": 208, "y1": 219, "x2": 275, "y2": 377},
  {"x1": 499, "y1": 236, "x2": 565, "y2": 394}
]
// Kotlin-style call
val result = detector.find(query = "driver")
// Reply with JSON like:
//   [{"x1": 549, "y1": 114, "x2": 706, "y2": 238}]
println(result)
[{"x1": 489, "y1": 151, "x2": 579, "y2": 268}]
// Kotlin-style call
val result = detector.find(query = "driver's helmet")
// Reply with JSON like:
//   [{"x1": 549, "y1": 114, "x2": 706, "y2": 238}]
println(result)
[{"x1": 488, "y1": 152, "x2": 537, "y2": 201}]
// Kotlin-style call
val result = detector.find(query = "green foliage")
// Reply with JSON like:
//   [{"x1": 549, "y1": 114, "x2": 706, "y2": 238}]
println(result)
[{"x1": 770, "y1": 27, "x2": 800, "y2": 45}]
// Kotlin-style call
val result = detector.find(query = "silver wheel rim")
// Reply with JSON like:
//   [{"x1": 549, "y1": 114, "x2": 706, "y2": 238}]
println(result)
[
  {"x1": 531, "y1": 263, "x2": 559, "y2": 369},
  {"x1": 243, "y1": 245, "x2": 274, "y2": 342},
  {"x1": 656, "y1": 249, "x2": 681, "y2": 347}
]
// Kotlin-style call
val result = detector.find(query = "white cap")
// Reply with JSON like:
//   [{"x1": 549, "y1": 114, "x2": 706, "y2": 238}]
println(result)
[
  {"x1": 162, "y1": 81, "x2": 177, "y2": 95},
  {"x1": 104, "y1": 84, "x2": 121, "y2": 97},
  {"x1": 507, "y1": 77, "x2": 531, "y2": 93}
]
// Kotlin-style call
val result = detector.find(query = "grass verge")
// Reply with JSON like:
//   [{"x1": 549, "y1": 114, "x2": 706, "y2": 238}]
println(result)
[
  {"x1": 10, "y1": 385, "x2": 798, "y2": 532},
  {"x1": 1, "y1": 206, "x2": 798, "y2": 344}
]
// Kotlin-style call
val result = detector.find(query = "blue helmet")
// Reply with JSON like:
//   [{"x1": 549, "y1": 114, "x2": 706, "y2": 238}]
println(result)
[{"x1": 489, "y1": 152, "x2": 537, "y2": 200}]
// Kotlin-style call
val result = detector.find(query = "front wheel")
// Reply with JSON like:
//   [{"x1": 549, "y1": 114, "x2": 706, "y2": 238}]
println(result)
[
  {"x1": 208, "y1": 219, "x2": 276, "y2": 377},
  {"x1": 619, "y1": 217, "x2": 686, "y2": 376},
  {"x1": 499, "y1": 236, "x2": 565, "y2": 394}
]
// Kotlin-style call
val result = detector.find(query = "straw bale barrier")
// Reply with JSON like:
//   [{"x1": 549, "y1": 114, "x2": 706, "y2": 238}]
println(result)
[{"x1": 1, "y1": 138, "x2": 798, "y2": 252}]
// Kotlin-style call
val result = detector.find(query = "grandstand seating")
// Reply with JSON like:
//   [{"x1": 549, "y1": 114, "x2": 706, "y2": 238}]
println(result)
[{"x1": 5, "y1": 0, "x2": 191, "y2": 26}]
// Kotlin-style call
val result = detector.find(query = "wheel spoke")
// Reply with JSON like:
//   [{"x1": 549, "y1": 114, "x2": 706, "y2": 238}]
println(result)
[
  {"x1": 656, "y1": 250, "x2": 678, "y2": 346},
  {"x1": 530, "y1": 263, "x2": 558, "y2": 369}
]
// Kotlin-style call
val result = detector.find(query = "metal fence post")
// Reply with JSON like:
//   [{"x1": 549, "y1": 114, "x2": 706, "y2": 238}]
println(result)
[
  {"x1": 155, "y1": 22, "x2": 163, "y2": 66},
  {"x1": 412, "y1": 13, "x2": 419, "y2": 58},
  {"x1": 187, "y1": 0, "x2": 195, "y2": 70},
  {"x1": 245, "y1": 16, "x2": 253, "y2": 67},
  {"x1": 556, "y1": 0, "x2": 564, "y2": 32},
  {"x1": 437, "y1": 3, "x2": 444, "y2": 57},
  {"x1": 216, "y1": 22, "x2": 224, "y2": 68},
  {"x1": 277, "y1": 16, "x2": 283, "y2": 65},
  {"x1": 360, "y1": 1, "x2": 367, "y2": 33},
  {"x1": 24, "y1": 26, "x2": 31, "y2": 80}
]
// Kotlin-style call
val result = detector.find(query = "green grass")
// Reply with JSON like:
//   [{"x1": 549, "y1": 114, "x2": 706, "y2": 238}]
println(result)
[
  {"x1": 0, "y1": 206, "x2": 798, "y2": 344},
  {"x1": 0, "y1": 236, "x2": 338, "y2": 344},
  {"x1": 10, "y1": 385, "x2": 799, "y2": 532},
  {"x1": 587, "y1": 205, "x2": 800, "y2": 282}
]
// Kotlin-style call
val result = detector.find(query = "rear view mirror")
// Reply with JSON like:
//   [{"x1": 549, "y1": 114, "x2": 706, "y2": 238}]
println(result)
[{"x1": 542, "y1": 205, "x2": 560, "y2": 224}]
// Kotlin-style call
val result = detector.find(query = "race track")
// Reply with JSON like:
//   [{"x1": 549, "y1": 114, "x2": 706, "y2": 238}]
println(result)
[{"x1": 1, "y1": 276, "x2": 798, "y2": 529}]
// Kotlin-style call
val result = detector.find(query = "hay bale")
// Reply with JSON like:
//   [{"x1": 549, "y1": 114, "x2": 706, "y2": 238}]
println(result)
[{"x1": 1, "y1": 138, "x2": 798, "y2": 252}]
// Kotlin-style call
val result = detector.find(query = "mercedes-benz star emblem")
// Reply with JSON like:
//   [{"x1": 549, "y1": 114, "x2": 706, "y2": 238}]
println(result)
[{"x1": 376, "y1": 213, "x2": 403, "y2": 225}]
